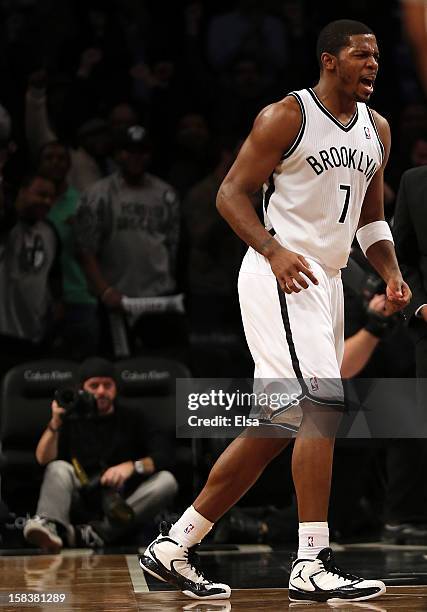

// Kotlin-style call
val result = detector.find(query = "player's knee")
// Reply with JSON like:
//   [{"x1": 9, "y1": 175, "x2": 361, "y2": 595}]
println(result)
[{"x1": 300, "y1": 400, "x2": 343, "y2": 437}]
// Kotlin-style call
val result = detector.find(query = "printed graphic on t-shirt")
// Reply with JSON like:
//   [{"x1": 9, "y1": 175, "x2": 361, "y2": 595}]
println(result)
[{"x1": 19, "y1": 233, "x2": 46, "y2": 272}]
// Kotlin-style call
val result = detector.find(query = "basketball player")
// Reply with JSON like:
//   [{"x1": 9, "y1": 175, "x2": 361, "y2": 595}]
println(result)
[{"x1": 139, "y1": 20, "x2": 411, "y2": 603}]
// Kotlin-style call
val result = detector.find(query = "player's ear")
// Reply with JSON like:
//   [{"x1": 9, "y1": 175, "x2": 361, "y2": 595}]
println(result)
[{"x1": 321, "y1": 52, "x2": 337, "y2": 72}]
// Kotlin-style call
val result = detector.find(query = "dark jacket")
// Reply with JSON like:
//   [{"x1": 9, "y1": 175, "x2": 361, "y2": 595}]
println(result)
[
  {"x1": 57, "y1": 400, "x2": 170, "y2": 487},
  {"x1": 393, "y1": 166, "x2": 427, "y2": 339}
]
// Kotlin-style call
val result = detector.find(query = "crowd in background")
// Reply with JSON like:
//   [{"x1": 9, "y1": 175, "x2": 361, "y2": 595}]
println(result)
[
  {"x1": 0, "y1": 0, "x2": 424, "y2": 376},
  {"x1": 1, "y1": 0, "x2": 427, "y2": 545}
]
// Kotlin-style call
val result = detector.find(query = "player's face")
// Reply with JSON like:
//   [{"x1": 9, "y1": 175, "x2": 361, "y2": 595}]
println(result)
[{"x1": 336, "y1": 34, "x2": 379, "y2": 102}]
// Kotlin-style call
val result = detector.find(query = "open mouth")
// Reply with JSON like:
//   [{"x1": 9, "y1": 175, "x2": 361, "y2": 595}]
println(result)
[{"x1": 359, "y1": 76, "x2": 375, "y2": 93}]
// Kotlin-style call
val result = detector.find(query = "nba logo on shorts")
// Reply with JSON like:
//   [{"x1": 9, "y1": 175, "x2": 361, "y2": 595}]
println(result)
[
  {"x1": 364, "y1": 126, "x2": 371, "y2": 139},
  {"x1": 308, "y1": 536, "x2": 314, "y2": 547},
  {"x1": 184, "y1": 523, "x2": 194, "y2": 534},
  {"x1": 310, "y1": 377, "x2": 319, "y2": 392}
]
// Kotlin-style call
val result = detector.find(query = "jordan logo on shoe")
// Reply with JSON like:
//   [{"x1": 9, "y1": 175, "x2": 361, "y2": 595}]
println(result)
[{"x1": 294, "y1": 565, "x2": 306, "y2": 582}]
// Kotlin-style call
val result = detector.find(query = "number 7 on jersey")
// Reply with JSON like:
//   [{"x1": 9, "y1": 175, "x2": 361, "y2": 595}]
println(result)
[{"x1": 338, "y1": 184, "x2": 351, "y2": 223}]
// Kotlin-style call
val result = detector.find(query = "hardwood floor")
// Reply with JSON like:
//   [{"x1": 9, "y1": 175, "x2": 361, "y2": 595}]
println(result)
[{"x1": 0, "y1": 545, "x2": 427, "y2": 610}]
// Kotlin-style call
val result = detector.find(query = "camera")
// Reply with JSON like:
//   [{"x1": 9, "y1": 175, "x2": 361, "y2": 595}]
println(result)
[
  {"x1": 361, "y1": 273, "x2": 386, "y2": 307},
  {"x1": 342, "y1": 255, "x2": 385, "y2": 305},
  {"x1": 54, "y1": 388, "x2": 98, "y2": 419}
]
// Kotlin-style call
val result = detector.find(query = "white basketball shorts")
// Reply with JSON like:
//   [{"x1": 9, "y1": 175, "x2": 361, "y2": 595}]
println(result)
[{"x1": 238, "y1": 247, "x2": 345, "y2": 413}]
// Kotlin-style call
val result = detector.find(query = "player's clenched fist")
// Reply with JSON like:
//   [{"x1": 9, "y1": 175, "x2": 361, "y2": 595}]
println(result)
[
  {"x1": 385, "y1": 276, "x2": 412, "y2": 313},
  {"x1": 268, "y1": 245, "x2": 319, "y2": 294}
]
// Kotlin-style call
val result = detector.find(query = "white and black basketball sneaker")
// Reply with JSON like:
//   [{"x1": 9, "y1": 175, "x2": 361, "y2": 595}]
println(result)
[
  {"x1": 139, "y1": 521, "x2": 231, "y2": 600},
  {"x1": 288, "y1": 547, "x2": 386, "y2": 603}
]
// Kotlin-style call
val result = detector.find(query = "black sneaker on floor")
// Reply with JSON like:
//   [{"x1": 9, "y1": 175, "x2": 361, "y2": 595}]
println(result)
[
  {"x1": 75, "y1": 524, "x2": 105, "y2": 548},
  {"x1": 288, "y1": 547, "x2": 386, "y2": 603},
  {"x1": 213, "y1": 507, "x2": 266, "y2": 544},
  {"x1": 139, "y1": 521, "x2": 231, "y2": 600},
  {"x1": 382, "y1": 522, "x2": 427, "y2": 545}
]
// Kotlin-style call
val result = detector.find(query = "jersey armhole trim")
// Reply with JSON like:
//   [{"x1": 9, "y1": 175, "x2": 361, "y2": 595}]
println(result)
[
  {"x1": 366, "y1": 106, "x2": 385, "y2": 164},
  {"x1": 281, "y1": 92, "x2": 306, "y2": 160}
]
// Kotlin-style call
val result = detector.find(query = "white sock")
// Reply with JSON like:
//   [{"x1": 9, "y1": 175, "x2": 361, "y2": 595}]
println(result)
[
  {"x1": 169, "y1": 506, "x2": 214, "y2": 548},
  {"x1": 297, "y1": 522, "x2": 329, "y2": 560}
]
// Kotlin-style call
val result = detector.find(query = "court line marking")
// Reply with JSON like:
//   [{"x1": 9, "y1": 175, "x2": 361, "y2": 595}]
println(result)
[
  {"x1": 199, "y1": 544, "x2": 272, "y2": 556},
  {"x1": 62, "y1": 548, "x2": 94, "y2": 557},
  {"x1": 138, "y1": 544, "x2": 272, "y2": 557},
  {"x1": 126, "y1": 554, "x2": 149, "y2": 593}
]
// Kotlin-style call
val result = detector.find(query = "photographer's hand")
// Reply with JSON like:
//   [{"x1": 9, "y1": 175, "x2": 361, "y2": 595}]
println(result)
[
  {"x1": 101, "y1": 462, "x2": 134, "y2": 489},
  {"x1": 365, "y1": 293, "x2": 403, "y2": 338},
  {"x1": 50, "y1": 400, "x2": 66, "y2": 431}
]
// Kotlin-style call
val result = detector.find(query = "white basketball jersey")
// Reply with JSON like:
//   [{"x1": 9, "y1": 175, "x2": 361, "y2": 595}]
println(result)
[{"x1": 263, "y1": 88, "x2": 384, "y2": 270}]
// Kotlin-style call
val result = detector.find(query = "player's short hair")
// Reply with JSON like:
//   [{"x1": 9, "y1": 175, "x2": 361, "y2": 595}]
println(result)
[{"x1": 317, "y1": 19, "x2": 374, "y2": 69}]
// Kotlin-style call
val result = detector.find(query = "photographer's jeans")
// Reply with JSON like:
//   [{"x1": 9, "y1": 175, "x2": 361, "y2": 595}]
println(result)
[{"x1": 36, "y1": 460, "x2": 178, "y2": 541}]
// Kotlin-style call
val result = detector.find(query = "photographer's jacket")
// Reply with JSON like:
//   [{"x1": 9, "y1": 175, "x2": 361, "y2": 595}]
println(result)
[{"x1": 57, "y1": 400, "x2": 169, "y2": 483}]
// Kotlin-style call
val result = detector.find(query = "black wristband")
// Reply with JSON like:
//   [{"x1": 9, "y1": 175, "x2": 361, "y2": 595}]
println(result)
[{"x1": 364, "y1": 310, "x2": 399, "y2": 339}]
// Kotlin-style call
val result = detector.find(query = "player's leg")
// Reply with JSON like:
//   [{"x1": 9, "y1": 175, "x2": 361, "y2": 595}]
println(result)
[
  {"x1": 139, "y1": 432, "x2": 291, "y2": 599},
  {"x1": 292, "y1": 411, "x2": 335, "y2": 522},
  {"x1": 291, "y1": 399, "x2": 339, "y2": 563},
  {"x1": 289, "y1": 403, "x2": 384, "y2": 603},
  {"x1": 139, "y1": 260, "x2": 296, "y2": 599},
  {"x1": 193, "y1": 433, "x2": 290, "y2": 521},
  {"x1": 288, "y1": 271, "x2": 385, "y2": 603}
]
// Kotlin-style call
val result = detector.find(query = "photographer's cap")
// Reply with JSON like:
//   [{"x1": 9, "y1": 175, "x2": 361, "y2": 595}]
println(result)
[{"x1": 78, "y1": 357, "x2": 115, "y2": 384}]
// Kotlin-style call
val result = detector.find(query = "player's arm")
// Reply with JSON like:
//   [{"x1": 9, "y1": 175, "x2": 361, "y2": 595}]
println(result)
[
  {"x1": 216, "y1": 98, "x2": 318, "y2": 293},
  {"x1": 357, "y1": 111, "x2": 411, "y2": 312}
]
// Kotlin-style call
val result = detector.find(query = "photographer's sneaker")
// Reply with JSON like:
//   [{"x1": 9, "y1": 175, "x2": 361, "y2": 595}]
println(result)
[
  {"x1": 289, "y1": 548, "x2": 386, "y2": 603},
  {"x1": 139, "y1": 521, "x2": 231, "y2": 600},
  {"x1": 23, "y1": 516, "x2": 63, "y2": 553}
]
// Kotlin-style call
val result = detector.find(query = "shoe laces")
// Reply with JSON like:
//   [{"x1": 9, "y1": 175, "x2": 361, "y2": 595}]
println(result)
[
  {"x1": 33, "y1": 516, "x2": 58, "y2": 535},
  {"x1": 159, "y1": 520, "x2": 212, "y2": 585},
  {"x1": 322, "y1": 557, "x2": 358, "y2": 582},
  {"x1": 46, "y1": 521, "x2": 59, "y2": 536},
  {"x1": 185, "y1": 544, "x2": 211, "y2": 584}
]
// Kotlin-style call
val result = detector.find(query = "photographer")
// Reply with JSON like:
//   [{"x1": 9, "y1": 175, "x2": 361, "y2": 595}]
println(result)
[
  {"x1": 23, "y1": 357, "x2": 178, "y2": 552},
  {"x1": 338, "y1": 253, "x2": 427, "y2": 544}
]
